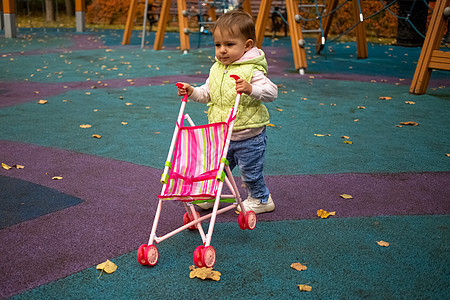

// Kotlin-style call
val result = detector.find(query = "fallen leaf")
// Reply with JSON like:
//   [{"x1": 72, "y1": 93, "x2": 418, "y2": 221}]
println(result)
[
  {"x1": 2, "y1": 163, "x2": 12, "y2": 170},
  {"x1": 314, "y1": 134, "x2": 325, "y2": 137},
  {"x1": 92, "y1": 134, "x2": 102, "y2": 139},
  {"x1": 13, "y1": 164, "x2": 25, "y2": 169},
  {"x1": 405, "y1": 101, "x2": 415, "y2": 105},
  {"x1": 344, "y1": 141, "x2": 353, "y2": 144},
  {"x1": 291, "y1": 263, "x2": 307, "y2": 271},
  {"x1": 400, "y1": 121, "x2": 419, "y2": 126},
  {"x1": 36, "y1": 100, "x2": 48, "y2": 104},
  {"x1": 96, "y1": 259, "x2": 118, "y2": 274},
  {"x1": 317, "y1": 209, "x2": 335, "y2": 219},
  {"x1": 52, "y1": 176, "x2": 63, "y2": 180},
  {"x1": 80, "y1": 124, "x2": 92, "y2": 128},
  {"x1": 276, "y1": 108, "x2": 283, "y2": 111},
  {"x1": 379, "y1": 96, "x2": 391, "y2": 100},
  {"x1": 267, "y1": 124, "x2": 275, "y2": 127},
  {"x1": 340, "y1": 194, "x2": 353, "y2": 199},
  {"x1": 298, "y1": 284, "x2": 312, "y2": 292},
  {"x1": 121, "y1": 122, "x2": 128, "y2": 125},
  {"x1": 446, "y1": 154, "x2": 450, "y2": 157},
  {"x1": 357, "y1": 106, "x2": 366, "y2": 109},
  {"x1": 189, "y1": 265, "x2": 221, "y2": 281},
  {"x1": 341, "y1": 136, "x2": 350, "y2": 139},
  {"x1": 125, "y1": 103, "x2": 133, "y2": 106},
  {"x1": 376, "y1": 241, "x2": 390, "y2": 247}
]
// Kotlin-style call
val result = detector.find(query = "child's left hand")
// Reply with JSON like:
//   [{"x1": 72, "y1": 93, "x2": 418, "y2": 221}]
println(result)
[{"x1": 234, "y1": 78, "x2": 252, "y2": 95}]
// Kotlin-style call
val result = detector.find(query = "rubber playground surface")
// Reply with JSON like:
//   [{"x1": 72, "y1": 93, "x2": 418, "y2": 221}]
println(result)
[{"x1": 1, "y1": 28, "x2": 449, "y2": 299}]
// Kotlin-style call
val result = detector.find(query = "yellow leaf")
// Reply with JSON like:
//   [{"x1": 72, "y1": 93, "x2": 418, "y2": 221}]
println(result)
[
  {"x1": 80, "y1": 124, "x2": 92, "y2": 128},
  {"x1": 36, "y1": 100, "x2": 48, "y2": 104},
  {"x1": 13, "y1": 164, "x2": 25, "y2": 169},
  {"x1": 92, "y1": 134, "x2": 102, "y2": 139},
  {"x1": 314, "y1": 134, "x2": 325, "y2": 137},
  {"x1": 357, "y1": 106, "x2": 366, "y2": 109},
  {"x1": 2, "y1": 163, "x2": 12, "y2": 170},
  {"x1": 276, "y1": 108, "x2": 283, "y2": 111},
  {"x1": 344, "y1": 141, "x2": 353, "y2": 144},
  {"x1": 267, "y1": 124, "x2": 275, "y2": 127},
  {"x1": 189, "y1": 265, "x2": 221, "y2": 281},
  {"x1": 52, "y1": 176, "x2": 63, "y2": 180},
  {"x1": 291, "y1": 263, "x2": 307, "y2": 271},
  {"x1": 96, "y1": 259, "x2": 117, "y2": 274},
  {"x1": 125, "y1": 103, "x2": 133, "y2": 106},
  {"x1": 317, "y1": 209, "x2": 335, "y2": 219},
  {"x1": 377, "y1": 241, "x2": 390, "y2": 247},
  {"x1": 379, "y1": 96, "x2": 391, "y2": 100},
  {"x1": 298, "y1": 284, "x2": 312, "y2": 292},
  {"x1": 121, "y1": 122, "x2": 128, "y2": 125},
  {"x1": 405, "y1": 101, "x2": 415, "y2": 105},
  {"x1": 400, "y1": 121, "x2": 419, "y2": 126},
  {"x1": 340, "y1": 194, "x2": 353, "y2": 199},
  {"x1": 341, "y1": 136, "x2": 350, "y2": 139}
]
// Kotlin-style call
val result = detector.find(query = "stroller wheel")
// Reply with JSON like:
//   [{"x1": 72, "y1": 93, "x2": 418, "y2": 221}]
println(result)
[
  {"x1": 202, "y1": 246, "x2": 216, "y2": 268},
  {"x1": 193, "y1": 245, "x2": 205, "y2": 268},
  {"x1": 245, "y1": 211, "x2": 257, "y2": 230},
  {"x1": 183, "y1": 212, "x2": 200, "y2": 230},
  {"x1": 137, "y1": 244, "x2": 148, "y2": 265},
  {"x1": 145, "y1": 244, "x2": 159, "y2": 266},
  {"x1": 238, "y1": 212, "x2": 247, "y2": 230}
]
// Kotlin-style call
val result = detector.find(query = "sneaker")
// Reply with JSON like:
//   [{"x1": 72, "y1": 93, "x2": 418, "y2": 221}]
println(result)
[
  {"x1": 236, "y1": 194, "x2": 275, "y2": 214},
  {"x1": 195, "y1": 202, "x2": 214, "y2": 210}
]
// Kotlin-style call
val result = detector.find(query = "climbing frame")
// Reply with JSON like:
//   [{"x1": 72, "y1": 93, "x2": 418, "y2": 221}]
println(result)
[{"x1": 410, "y1": 0, "x2": 449, "y2": 95}]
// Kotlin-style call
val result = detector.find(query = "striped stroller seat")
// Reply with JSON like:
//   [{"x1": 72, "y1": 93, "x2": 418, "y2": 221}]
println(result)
[
  {"x1": 137, "y1": 77, "x2": 257, "y2": 269},
  {"x1": 158, "y1": 120, "x2": 229, "y2": 202}
]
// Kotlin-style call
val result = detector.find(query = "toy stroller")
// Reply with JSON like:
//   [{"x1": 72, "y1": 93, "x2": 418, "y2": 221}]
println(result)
[{"x1": 137, "y1": 75, "x2": 257, "y2": 268}]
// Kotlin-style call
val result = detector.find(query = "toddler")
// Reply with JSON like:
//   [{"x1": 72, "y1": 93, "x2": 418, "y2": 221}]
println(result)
[{"x1": 176, "y1": 9, "x2": 277, "y2": 214}]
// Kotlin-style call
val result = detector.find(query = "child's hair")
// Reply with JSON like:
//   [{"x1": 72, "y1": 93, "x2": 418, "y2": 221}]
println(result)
[{"x1": 212, "y1": 10, "x2": 256, "y2": 43}]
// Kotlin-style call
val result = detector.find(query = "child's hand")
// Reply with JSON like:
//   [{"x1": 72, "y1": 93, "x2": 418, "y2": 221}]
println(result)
[
  {"x1": 234, "y1": 78, "x2": 252, "y2": 95},
  {"x1": 176, "y1": 82, "x2": 193, "y2": 97}
]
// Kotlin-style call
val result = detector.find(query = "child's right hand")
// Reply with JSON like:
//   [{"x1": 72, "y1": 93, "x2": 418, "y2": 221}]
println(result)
[{"x1": 176, "y1": 82, "x2": 193, "y2": 97}]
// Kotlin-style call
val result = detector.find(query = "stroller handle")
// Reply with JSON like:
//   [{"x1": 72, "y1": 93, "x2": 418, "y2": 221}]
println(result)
[
  {"x1": 230, "y1": 75, "x2": 242, "y2": 95},
  {"x1": 175, "y1": 83, "x2": 189, "y2": 102}
]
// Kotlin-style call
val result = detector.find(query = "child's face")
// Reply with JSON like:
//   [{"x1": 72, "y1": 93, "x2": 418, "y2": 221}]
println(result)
[{"x1": 213, "y1": 28, "x2": 253, "y2": 66}]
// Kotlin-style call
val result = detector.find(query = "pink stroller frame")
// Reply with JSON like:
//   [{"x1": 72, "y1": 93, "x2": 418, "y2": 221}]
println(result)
[{"x1": 137, "y1": 75, "x2": 257, "y2": 268}]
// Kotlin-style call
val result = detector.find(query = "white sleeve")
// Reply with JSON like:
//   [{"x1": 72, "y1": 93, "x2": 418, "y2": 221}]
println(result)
[
  {"x1": 189, "y1": 77, "x2": 211, "y2": 104},
  {"x1": 249, "y1": 70, "x2": 278, "y2": 103}
]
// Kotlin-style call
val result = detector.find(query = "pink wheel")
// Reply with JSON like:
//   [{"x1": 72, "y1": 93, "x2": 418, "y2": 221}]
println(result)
[
  {"x1": 145, "y1": 244, "x2": 159, "y2": 266},
  {"x1": 137, "y1": 244, "x2": 148, "y2": 265},
  {"x1": 193, "y1": 245, "x2": 205, "y2": 268},
  {"x1": 183, "y1": 212, "x2": 200, "y2": 230},
  {"x1": 245, "y1": 211, "x2": 257, "y2": 230},
  {"x1": 202, "y1": 246, "x2": 216, "y2": 268},
  {"x1": 238, "y1": 211, "x2": 247, "y2": 230}
]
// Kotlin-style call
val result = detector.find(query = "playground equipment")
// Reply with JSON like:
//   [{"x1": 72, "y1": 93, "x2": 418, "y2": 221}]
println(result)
[{"x1": 410, "y1": 0, "x2": 450, "y2": 95}]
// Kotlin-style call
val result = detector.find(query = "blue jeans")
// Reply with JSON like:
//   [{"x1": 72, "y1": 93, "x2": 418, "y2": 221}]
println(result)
[{"x1": 226, "y1": 128, "x2": 270, "y2": 203}]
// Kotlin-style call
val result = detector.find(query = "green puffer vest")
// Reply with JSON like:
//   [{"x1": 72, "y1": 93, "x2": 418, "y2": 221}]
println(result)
[{"x1": 207, "y1": 51, "x2": 270, "y2": 130}]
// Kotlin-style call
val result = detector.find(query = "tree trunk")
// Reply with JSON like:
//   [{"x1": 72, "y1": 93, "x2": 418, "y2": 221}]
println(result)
[
  {"x1": 45, "y1": 0, "x2": 55, "y2": 22},
  {"x1": 65, "y1": 0, "x2": 73, "y2": 16}
]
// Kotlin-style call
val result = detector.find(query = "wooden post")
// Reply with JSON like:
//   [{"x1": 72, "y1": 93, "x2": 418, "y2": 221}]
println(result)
[
  {"x1": 410, "y1": 0, "x2": 449, "y2": 94},
  {"x1": 122, "y1": 0, "x2": 138, "y2": 45},
  {"x1": 3, "y1": 0, "x2": 16, "y2": 38},
  {"x1": 75, "y1": 0, "x2": 86, "y2": 32},
  {"x1": 255, "y1": 0, "x2": 273, "y2": 49},
  {"x1": 352, "y1": 0, "x2": 368, "y2": 59},
  {"x1": 154, "y1": 0, "x2": 171, "y2": 50},
  {"x1": 286, "y1": 0, "x2": 307, "y2": 71},
  {"x1": 177, "y1": 0, "x2": 190, "y2": 52},
  {"x1": 242, "y1": 0, "x2": 252, "y2": 15}
]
